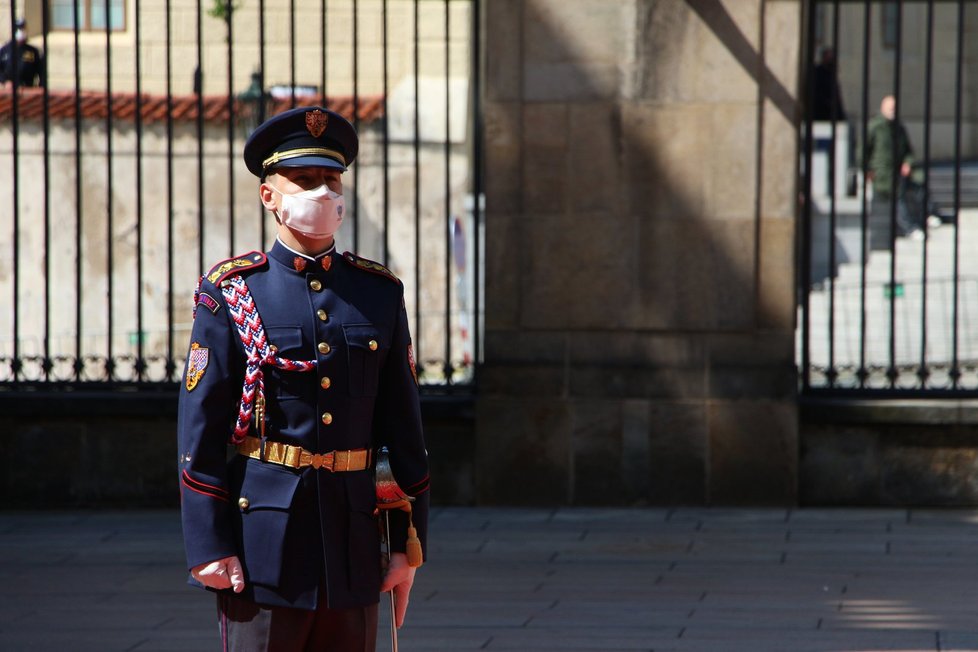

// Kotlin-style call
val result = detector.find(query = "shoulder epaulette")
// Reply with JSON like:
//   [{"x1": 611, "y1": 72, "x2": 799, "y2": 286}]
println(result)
[
  {"x1": 205, "y1": 251, "x2": 268, "y2": 286},
  {"x1": 342, "y1": 251, "x2": 402, "y2": 285}
]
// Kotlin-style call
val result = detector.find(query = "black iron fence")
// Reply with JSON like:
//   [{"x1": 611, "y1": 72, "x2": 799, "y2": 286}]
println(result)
[
  {"x1": 0, "y1": 0, "x2": 482, "y2": 392},
  {"x1": 799, "y1": 0, "x2": 978, "y2": 395}
]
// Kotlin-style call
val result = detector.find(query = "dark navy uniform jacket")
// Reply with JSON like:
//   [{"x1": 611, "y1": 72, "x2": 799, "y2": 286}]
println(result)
[
  {"x1": 0, "y1": 41, "x2": 43, "y2": 87},
  {"x1": 178, "y1": 239, "x2": 429, "y2": 610}
]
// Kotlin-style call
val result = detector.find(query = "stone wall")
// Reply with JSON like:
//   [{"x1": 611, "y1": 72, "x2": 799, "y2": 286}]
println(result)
[
  {"x1": 477, "y1": 0, "x2": 802, "y2": 506},
  {"x1": 0, "y1": 393, "x2": 474, "y2": 507},
  {"x1": 801, "y1": 400, "x2": 978, "y2": 505}
]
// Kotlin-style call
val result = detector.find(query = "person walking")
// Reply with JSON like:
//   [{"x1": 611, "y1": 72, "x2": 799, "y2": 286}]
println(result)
[
  {"x1": 177, "y1": 106, "x2": 429, "y2": 651},
  {"x1": 864, "y1": 95, "x2": 921, "y2": 239}
]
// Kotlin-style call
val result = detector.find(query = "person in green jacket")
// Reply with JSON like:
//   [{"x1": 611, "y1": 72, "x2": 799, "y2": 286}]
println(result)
[{"x1": 864, "y1": 95, "x2": 921, "y2": 238}]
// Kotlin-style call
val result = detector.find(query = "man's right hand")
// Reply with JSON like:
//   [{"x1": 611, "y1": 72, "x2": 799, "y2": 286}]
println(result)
[{"x1": 191, "y1": 555, "x2": 245, "y2": 593}]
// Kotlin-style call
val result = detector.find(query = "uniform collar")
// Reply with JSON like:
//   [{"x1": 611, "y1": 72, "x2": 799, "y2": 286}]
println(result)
[{"x1": 270, "y1": 238, "x2": 337, "y2": 273}]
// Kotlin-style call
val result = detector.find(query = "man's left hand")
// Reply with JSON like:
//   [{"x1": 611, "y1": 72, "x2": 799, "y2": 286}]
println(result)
[{"x1": 380, "y1": 552, "x2": 417, "y2": 628}]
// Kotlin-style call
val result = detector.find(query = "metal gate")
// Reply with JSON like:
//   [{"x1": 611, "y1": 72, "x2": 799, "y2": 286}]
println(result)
[
  {"x1": 799, "y1": 0, "x2": 978, "y2": 396},
  {"x1": 0, "y1": 0, "x2": 482, "y2": 393}
]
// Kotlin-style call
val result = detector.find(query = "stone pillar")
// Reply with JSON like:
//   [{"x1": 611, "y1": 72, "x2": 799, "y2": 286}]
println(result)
[{"x1": 478, "y1": 0, "x2": 801, "y2": 505}]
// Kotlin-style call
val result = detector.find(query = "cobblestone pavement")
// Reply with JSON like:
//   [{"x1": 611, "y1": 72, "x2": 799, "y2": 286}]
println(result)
[{"x1": 1, "y1": 507, "x2": 977, "y2": 651}]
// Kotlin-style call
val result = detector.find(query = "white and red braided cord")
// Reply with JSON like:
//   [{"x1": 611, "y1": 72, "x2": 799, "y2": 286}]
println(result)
[{"x1": 222, "y1": 275, "x2": 316, "y2": 444}]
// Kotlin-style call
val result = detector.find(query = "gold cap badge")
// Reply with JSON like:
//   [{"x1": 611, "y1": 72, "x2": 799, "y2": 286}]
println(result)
[{"x1": 306, "y1": 110, "x2": 328, "y2": 138}]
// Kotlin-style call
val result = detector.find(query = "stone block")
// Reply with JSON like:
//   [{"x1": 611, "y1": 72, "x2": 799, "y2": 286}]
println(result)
[
  {"x1": 521, "y1": 104, "x2": 569, "y2": 212},
  {"x1": 475, "y1": 397, "x2": 572, "y2": 504},
  {"x1": 648, "y1": 401, "x2": 708, "y2": 504},
  {"x1": 523, "y1": 63, "x2": 621, "y2": 102},
  {"x1": 631, "y1": 1, "x2": 701, "y2": 102},
  {"x1": 881, "y1": 430, "x2": 978, "y2": 506},
  {"x1": 568, "y1": 364, "x2": 707, "y2": 401},
  {"x1": 0, "y1": 418, "x2": 176, "y2": 507},
  {"x1": 761, "y1": 96, "x2": 798, "y2": 219},
  {"x1": 701, "y1": 218, "x2": 758, "y2": 329},
  {"x1": 479, "y1": 362, "x2": 567, "y2": 398},
  {"x1": 636, "y1": 219, "x2": 714, "y2": 330},
  {"x1": 708, "y1": 400, "x2": 797, "y2": 504},
  {"x1": 568, "y1": 331, "x2": 707, "y2": 368},
  {"x1": 424, "y1": 412, "x2": 477, "y2": 506},
  {"x1": 0, "y1": 420, "x2": 85, "y2": 505},
  {"x1": 484, "y1": 329, "x2": 568, "y2": 364},
  {"x1": 705, "y1": 104, "x2": 758, "y2": 220},
  {"x1": 485, "y1": 0, "x2": 523, "y2": 101},
  {"x1": 483, "y1": 213, "x2": 522, "y2": 329},
  {"x1": 566, "y1": 103, "x2": 625, "y2": 213},
  {"x1": 484, "y1": 103, "x2": 523, "y2": 215},
  {"x1": 688, "y1": 0, "x2": 761, "y2": 104},
  {"x1": 570, "y1": 400, "x2": 627, "y2": 505},
  {"x1": 636, "y1": 218, "x2": 755, "y2": 331},
  {"x1": 621, "y1": 399, "x2": 653, "y2": 501},
  {"x1": 523, "y1": 0, "x2": 626, "y2": 65},
  {"x1": 799, "y1": 425, "x2": 881, "y2": 505},
  {"x1": 707, "y1": 332, "x2": 796, "y2": 399},
  {"x1": 565, "y1": 332, "x2": 709, "y2": 399},
  {"x1": 757, "y1": 217, "x2": 796, "y2": 331},
  {"x1": 520, "y1": 212, "x2": 637, "y2": 329},
  {"x1": 621, "y1": 103, "x2": 709, "y2": 218},
  {"x1": 763, "y1": 0, "x2": 801, "y2": 118},
  {"x1": 708, "y1": 363, "x2": 797, "y2": 402}
]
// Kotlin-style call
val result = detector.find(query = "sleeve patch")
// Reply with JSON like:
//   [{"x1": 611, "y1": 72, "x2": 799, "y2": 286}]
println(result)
[
  {"x1": 197, "y1": 291, "x2": 221, "y2": 315},
  {"x1": 185, "y1": 342, "x2": 209, "y2": 391}
]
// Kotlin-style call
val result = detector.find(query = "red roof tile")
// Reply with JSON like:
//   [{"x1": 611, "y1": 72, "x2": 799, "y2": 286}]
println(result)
[{"x1": 0, "y1": 88, "x2": 384, "y2": 125}]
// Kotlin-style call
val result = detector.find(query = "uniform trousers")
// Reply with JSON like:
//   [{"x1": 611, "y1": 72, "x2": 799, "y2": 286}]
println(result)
[{"x1": 217, "y1": 592, "x2": 379, "y2": 652}]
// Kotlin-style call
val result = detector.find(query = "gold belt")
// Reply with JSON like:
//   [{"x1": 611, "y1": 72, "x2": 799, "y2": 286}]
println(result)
[{"x1": 238, "y1": 436, "x2": 372, "y2": 472}]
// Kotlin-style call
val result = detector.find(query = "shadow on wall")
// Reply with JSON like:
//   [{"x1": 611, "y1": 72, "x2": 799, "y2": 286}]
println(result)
[{"x1": 479, "y1": 0, "x2": 800, "y2": 507}]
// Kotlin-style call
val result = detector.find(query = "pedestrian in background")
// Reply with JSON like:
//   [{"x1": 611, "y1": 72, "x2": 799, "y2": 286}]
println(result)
[
  {"x1": 0, "y1": 18, "x2": 44, "y2": 88},
  {"x1": 177, "y1": 106, "x2": 430, "y2": 651},
  {"x1": 812, "y1": 46, "x2": 846, "y2": 122},
  {"x1": 864, "y1": 95, "x2": 922, "y2": 239}
]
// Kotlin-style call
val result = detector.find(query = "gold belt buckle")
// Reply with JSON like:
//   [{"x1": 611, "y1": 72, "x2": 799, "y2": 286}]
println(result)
[{"x1": 303, "y1": 451, "x2": 336, "y2": 470}]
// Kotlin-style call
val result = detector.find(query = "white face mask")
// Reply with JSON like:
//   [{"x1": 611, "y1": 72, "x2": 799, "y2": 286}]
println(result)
[{"x1": 270, "y1": 182, "x2": 344, "y2": 240}]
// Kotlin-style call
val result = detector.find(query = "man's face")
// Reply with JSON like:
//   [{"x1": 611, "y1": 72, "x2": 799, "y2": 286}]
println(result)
[
  {"x1": 881, "y1": 96, "x2": 896, "y2": 121},
  {"x1": 260, "y1": 165, "x2": 343, "y2": 212}
]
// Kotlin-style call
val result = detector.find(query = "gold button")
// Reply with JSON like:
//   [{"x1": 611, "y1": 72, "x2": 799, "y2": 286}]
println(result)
[
  {"x1": 310, "y1": 279, "x2": 322, "y2": 291},
  {"x1": 321, "y1": 412, "x2": 333, "y2": 425},
  {"x1": 317, "y1": 309, "x2": 328, "y2": 322},
  {"x1": 368, "y1": 340, "x2": 378, "y2": 351},
  {"x1": 238, "y1": 497, "x2": 250, "y2": 510},
  {"x1": 318, "y1": 342, "x2": 331, "y2": 355},
  {"x1": 320, "y1": 376, "x2": 331, "y2": 389},
  {"x1": 268, "y1": 344, "x2": 278, "y2": 354}
]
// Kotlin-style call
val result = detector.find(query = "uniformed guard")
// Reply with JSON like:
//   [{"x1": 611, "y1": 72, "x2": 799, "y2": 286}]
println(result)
[
  {"x1": 178, "y1": 105, "x2": 429, "y2": 652},
  {"x1": 0, "y1": 19, "x2": 44, "y2": 88}
]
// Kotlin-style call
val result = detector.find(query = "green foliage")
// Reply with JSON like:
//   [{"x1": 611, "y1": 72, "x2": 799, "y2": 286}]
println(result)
[{"x1": 207, "y1": 0, "x2": 241, "y2": 22}]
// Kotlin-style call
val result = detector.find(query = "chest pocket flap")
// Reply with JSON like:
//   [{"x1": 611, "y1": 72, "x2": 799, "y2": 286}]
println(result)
[
  {"x1": 343, "y1": 324, "x2": 385, "y2": 397},
  {"x1": 265, "y1": 325, "x2": 304, "y2": 357},
  {"x1": 265, "y1": 326, "x2": 311, "y2": 401}
]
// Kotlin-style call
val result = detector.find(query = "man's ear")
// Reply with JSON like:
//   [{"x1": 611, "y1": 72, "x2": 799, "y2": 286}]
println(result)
[{"x1": 259, "y1": 181, "x2": 277, "y2": 211}]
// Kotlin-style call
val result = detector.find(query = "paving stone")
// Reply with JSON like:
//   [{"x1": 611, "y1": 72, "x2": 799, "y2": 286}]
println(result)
[{"x1": 0, "y1": 507, "x2": 975, "y2": 651}]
